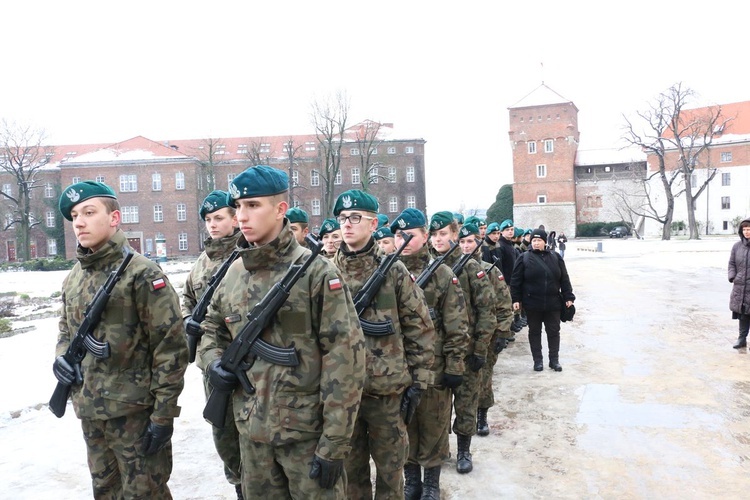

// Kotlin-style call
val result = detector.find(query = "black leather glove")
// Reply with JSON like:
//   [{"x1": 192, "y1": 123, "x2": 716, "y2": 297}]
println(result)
[
  {"x1": 494, "y1": 337, "x2": 507, "y2": 354},
  {"x1": 308, "y1": 455, "x2": 344, "y2": 489},
  {"x1": 141, "y1": 421, "x2": 173, "y2": 456},
  {"x1": 400, "y1": 386, "x2": 424, "y2": 425},
  {"x1": 441, "y1": 373, "x2": 463, "y2": 389},
  {"x1": 466, "y1": 354, "x2": 486, "y2": 372},
  {"x1": 52, "y1": 355, "x2": 77, "y2": 385},
  {"x1": 207, "y1": 359, "x2": 239, "y2": 392}
]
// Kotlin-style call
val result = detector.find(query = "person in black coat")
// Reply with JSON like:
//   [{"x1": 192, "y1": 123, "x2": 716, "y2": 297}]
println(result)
[
  {"x1": 510, "y1": 228, "x2": 575, "y2": 372},
  {"x1": 728, "y1": 218, "x2": 750, "y2": 348}
]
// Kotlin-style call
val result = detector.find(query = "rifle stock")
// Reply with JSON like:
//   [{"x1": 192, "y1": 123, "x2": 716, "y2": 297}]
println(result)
[{"x1": 416, "y1": 241, "x2": 458, "y2": 289}]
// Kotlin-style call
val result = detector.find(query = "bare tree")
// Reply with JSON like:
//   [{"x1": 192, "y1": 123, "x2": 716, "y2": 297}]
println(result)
[
  {"x1": 245, "y1": 138, "x2": 271, "y2": 167},
  {"x1": 191, "y1": 137, "x2": 226, "y2": 196},
  {"x1": 352, "y1": 120, "x2": 384, "y2": 192},
  {"x1": 282, "y1": 137, "x2": 304, "y2": 208},
  {"x1": 311, "y1": 91, "x2": 349, "y2": 217},
  {"x1": 0, "y1": 120, "x2": 54, "y2": 260}
]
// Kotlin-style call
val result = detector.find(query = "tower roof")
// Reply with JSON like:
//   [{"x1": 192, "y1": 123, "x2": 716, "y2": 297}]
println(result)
[{"x1": 509, "y1": 83, "x2": 575, "y2": 110}]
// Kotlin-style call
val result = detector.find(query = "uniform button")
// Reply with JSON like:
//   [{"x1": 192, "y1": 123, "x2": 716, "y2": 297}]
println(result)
[
  {"x1": 104, "y1": 390, "x2": 110, "y2": 396},
  {"x1": 285, "y1": 417, "x2": 290, "y2": 423}
]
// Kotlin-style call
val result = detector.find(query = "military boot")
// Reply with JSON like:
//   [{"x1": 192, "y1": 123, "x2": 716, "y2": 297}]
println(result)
[
  {"x1": 476, "y1": 408, "x2": 490, "y2": 436},
  {"x1": 421, "y1": 466, "x2": 441, "y2": 500},
  {"x1": 733, "y1": 334, "x2": 747, "y2": 349},
  {"x1": 456, "y1": 434, "x2": 473, "y2": 473},
  {"x1": 404, "y1": 463, "x2": 422, "y2": 500}
]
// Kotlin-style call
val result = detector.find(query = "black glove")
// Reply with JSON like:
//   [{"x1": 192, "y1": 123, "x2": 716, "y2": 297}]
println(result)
[
  {"x1": 53, "y1": 355, "x2": 77, "y2": 385},
  {"x1": 441, "y1": 373, "x2": 463, "y2": 389},
  {"x1": 184, "y1": 317, "x2": 203, "y2": 337},
  {"x1": 400, "y1": 386, "x2": 424, "y2": 425},
  {"x1": 141, "y1": 421, "x2": 173, "y2": 456},
  {"x1": 466, "y1": 354, "x2": 486, "y2": 372},
  {"x1": 207, "y1": 359, "x2": 239, "y2": 392},
  {"x1": 494, "y1": 337, "x2": 507, "y2": 354},
  {"x1": 308, "y1": 455, "x2": 344, "y2": 489}
]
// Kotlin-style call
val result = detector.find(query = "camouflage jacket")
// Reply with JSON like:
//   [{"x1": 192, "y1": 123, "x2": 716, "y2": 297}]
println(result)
[
  {"x1": 199, "y1": 223, "x2": 365, "y2": 461},
  {"x1": 400, "y1": 246, "x2": 470, "y2": 379},
  {"x1": 438, "y1": 250, "x2": 496, "y2": 358},
  {"x1": 333, "y1": 238, "x2": 436, "y2": 395},
  {"x1": 57, "y1": 229, "x2": 187, "y2": 425},
  {"x1": 482, "y1": 260, "x2": 514, "y2": 336}
]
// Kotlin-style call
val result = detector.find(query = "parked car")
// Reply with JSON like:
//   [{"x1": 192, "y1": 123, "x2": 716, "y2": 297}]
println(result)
[{"x1": 609, "y1": 226, "x2": 631, "y2": 238}]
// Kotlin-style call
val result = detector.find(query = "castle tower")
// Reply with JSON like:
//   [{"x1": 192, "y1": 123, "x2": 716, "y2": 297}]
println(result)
[{"x1": 508, "y1": 84, "x2": 578, "y2": 236}]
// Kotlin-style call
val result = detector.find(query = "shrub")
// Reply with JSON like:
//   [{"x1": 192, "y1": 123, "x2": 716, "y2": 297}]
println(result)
[{"x1": 0, "y1": 318, "x2": 11, "y2": 334}]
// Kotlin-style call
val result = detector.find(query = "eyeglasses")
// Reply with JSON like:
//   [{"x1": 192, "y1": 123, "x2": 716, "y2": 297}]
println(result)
[{"x1": 337, "y1": 214, "x2": 374, "y2": 225}]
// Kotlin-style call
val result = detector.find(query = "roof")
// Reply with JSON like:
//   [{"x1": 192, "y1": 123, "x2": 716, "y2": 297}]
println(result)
[
  {"x1": 509, "y1": 83, "x2": 576, "y2": 110},
  {"x1": 64, "y1": 136, "x2": 189, "y2": 164}
]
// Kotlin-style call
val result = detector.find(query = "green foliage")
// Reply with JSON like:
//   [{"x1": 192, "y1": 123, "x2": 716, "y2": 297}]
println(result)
[
  {"x1": 50, "y1": 290, "x2": 61, "y2": 299},
  {"x1": 19, "y1": 294, "x2": 30, "y2": 301},
  {"x1": 576, "y1": 221, "x2": 630, "y2": 237},
  {"x1": 486, "y1": 184, "x2": 513, "y2": 223},
  {"x1": 671, "y1": 220, "x2": 686, "y2": 233},
  {"x1": 0, "y1": 256, "x2": 75, "y2": 272},
  {"x1": 0, "y1": 318, "x2": 11, "y2": 334}
]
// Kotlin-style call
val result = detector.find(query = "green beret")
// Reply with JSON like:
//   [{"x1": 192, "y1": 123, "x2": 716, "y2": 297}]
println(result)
[
  {"x1": 59, "y1": 181, "x2": 117, "y2": 221},
  {"x1": 286, "y1": 207, "x2": 309, "y2": 224},
  {"x1": 486, "y1": 222, "x2": 501, "y2": 233},
  {"x1": 200, "y1": 190, "x2": 231, "y2": 220},
  {"x1": 228, "y1": 165, "x2": 288, "y2": 207},
  {"x1": 464, "y1": 215, "x2": 480, "y2": 227},
  {"x1": 390, "y1": 208, "x2": 426, "y2": 233},
  {"x1": 333, "y1": 189, "x2": 379, "y2": 216},
  {"x1": 513, "y1": 227, "x2": 523, "y2": 238},
  {"x1": 319, "y1": 218, "x2": 340, "y2": 237},
  {"x1": 499, "y1": 219, "x2": 514, "y2": 231},
  {"x1": 458, "y1": 223, "x2": 480, "y2": 239},
  {"x1": 430, "y1": 211, "x2": 454, "y2": 231},
  {"x1": 524, "y1": 228, "x2": 533, "y2": 235},
  {"x1": 377, "y1": 213, "x2": 390, "y2": 229},
  {"x1": 373, "y1": 227, "x2": 394, "y2": 240},
  {"x1": 453, "y1": 212, "x2": 464, "y2": 224}
]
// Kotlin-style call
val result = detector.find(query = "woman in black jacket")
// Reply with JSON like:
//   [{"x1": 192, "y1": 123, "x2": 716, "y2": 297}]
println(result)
[
  {"x1": 728, "y1": 218, "x2": 750, "y2": 348},
  {"x1": 510, "y1": 228, "x2": 575, "y2": 371}
]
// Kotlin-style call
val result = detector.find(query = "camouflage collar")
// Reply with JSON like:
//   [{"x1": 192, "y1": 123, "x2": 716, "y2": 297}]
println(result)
[
  {"x1": 399, "y1": 245, "x2": 430, "y2": 274},
  {"x1": 238, "y1": 221, "x2": 298, "y2": 272},
  {"x1": 204, "y1": 230, "x2": 241, "y2": 261},
  {"x1": 77, "y1": 229, "x2": 128, "y2": 270}
]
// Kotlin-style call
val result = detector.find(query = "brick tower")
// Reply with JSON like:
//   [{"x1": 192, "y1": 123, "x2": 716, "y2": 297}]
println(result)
[{"x1": 508, "y1": 83, "x2": 578, "y2": 236}]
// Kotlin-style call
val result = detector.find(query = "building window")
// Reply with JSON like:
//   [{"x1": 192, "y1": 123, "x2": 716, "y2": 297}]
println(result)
[
  {"x1": 153, "y1": 204, "x2": 163, "y2": 222},
  {"x1": 387, "y1": 147, "x2": 396, "y2": 154},
  {"x1": 405, "y1": 146, "x2": 414, "y2": 154},
  {"x1": 2, "y1": 184, "x2": 11, "y2": 196},
  {"x1": 352, "y1": 168, "x2": 360, "y2": 185},
  {"x1": 292, "y1": 200, "x2": 301, "y2": 208},
  {"x1": 311, "y1": 170, "x2": 320, "y2": 187},
  {"x1": 44, "y1": 183, "x2": 54, "y2": 198},
  {"x1": 72, "y1": 176, "x2": 81, "y2": 184},
  {"x1": 723, "y1": 221, "x2": 729, "y2": 230},
  {"x1": 311, "y1": 199, "x2": 320, "y2": 216},
  {"x1": 119, "y1": 175, "x2": 137, "y2": 192},
  {"x1": 536, "y1": 164, "x2": 547, "y2": 178},
  {"x1": 406, "y1": 166, "x2": 415, "y2": 183},
  {"x1": 259, "y1": 143, "x2": 271, "y2": 153},
  {"x1": 721, "y1": 152, "x2": 733, "y2": 163},
  {"x1": 389, "y1": 196, "x2": 398, "y2": 213},
  {"x1": 227, "y1": 173, "x2": 235, "y2": 187},
  {"x1": 528, "y1": 142, "x2": 537, "y2": 154},
  {"x1": 370, "y1": 167, "x2": 378, "y2": 184},
  {"x1": 45, "y1": 210, "x2": 56, "y2": 228},
  {"x1": 407, "y1": 195, "x2": 416, "y2": 209},
  {"x1": 388, "y1": 167, "x2": 397, "y2": 183},
  {"x1": 350, "y1": 148, "x2": 360, "y2": 156},
  {"x1": 291, "y1": 171, "x2": 299, "y2": 186},
  {"x1": 370, "y1": 147, "x2": 378, "y2": 155},
  {"x1": 178, "y1": 232, "x2": 188, "y2": 251},
  {"x1": 121, "y1": 206, "x2": 139, "y2": 223},
  {"x1": 544, "y1": 139, "x2": 554, "y2": 153},
  {"x1": 722, "y1": 172, "x2": 731, "y2": 186},
  {"x1": 152, "y1": 173, "x2": 162, "y2": 191},
  {"x1": 722, "y1": 196, "x2": 731, "y2": 209},
  {"x1": 334, "y1": 170, "x2": 342, "y2": 185},
  {"x1": 175, "y1": 172, "x2": 185, "y2": 190},
  {"x1": 95, "y1": 175, "x2": 105, "y2": 183},
  {"x1": 177, "y1": 203, "x2": 187, "y2": 221},
  {"x1": 47, "y1": 238, "x2": 57, "y2": 256},
  {"x1": 537, "y1": 195, "x2": 547, "y2": 204},
  {"x1": 305, "y1": 141, "x2": 316, "y2": 152}
]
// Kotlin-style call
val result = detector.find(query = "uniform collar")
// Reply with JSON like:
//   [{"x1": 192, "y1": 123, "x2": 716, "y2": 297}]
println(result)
[
  {"x1": 238, "y1": 220, "x2": 298, "y2": 272},
  {"x1": 204, "y1": 229, "x2": 241, "y2": 260},
  {"x1": 77, "y1": 229, "x2": 128, "y2": 270},
  {"x1": 399, "y1": 245, "x2": 430, "y2": 272}
]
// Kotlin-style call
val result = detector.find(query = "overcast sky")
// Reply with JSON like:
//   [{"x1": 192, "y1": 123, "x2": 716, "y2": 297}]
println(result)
[{"x1": 2, "y1": 1, "x2": 747, "y2": 213}]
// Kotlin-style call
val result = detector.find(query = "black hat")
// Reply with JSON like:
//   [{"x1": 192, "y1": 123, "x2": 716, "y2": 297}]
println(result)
[{"x1": 530, "y1": 228, "x2": 548, "y2": 242}]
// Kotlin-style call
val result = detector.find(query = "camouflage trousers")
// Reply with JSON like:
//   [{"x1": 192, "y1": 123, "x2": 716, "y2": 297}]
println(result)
[
  {"x1": 203, "y1": 371, "x2": 242, "y2": 485},
  {"x1": 451, "y1": 359, "x2": 482, "y2": 436},
  {"x1": 478, "y1": 332, "x2": 502, "y2": 409},
  {"x1": 80, "y1": 411, "x2": 172, "y2": 500},
  {"x1": 346, "y1": 392, "x2": 408, "y2": 499},
  {"x1": 406, "y1": 385, "x2": 451, "y2": 468},
  {"x1": 238, "y1": 438, "x2": 346, "y2": 499}
]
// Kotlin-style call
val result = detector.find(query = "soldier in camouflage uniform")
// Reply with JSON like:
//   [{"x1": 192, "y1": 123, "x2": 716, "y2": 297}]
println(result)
[
  {"x1": 459, "y1": 225, "x2": 514, "y2": 437},
  {"x1": 319, "y1": 217, "x2": 342, "y2": 259},
  {"x1": 53, "y1": 181, "x2": 188, "y2": 499},
  {"x1": 429, "y1": 213, "x2": 496, "y2": 474},
  {"x1": 286, "y1": 206, "x2": 310, "y2": 246},
  {"x1": 391, "y1": 209, "x2": 470, "y2": 500},
  {"x1": 373, "y1": 226, "x2": 397, "y2": 254},
  {"x1": 181, "y1": 190, "x2": 244, "y2": 498},
  {"x1": 332, "y1": 189, "x2": 436, "y2": 499},
  {"x1": 199, "y1": 166, "x2": 366, "y2": 499}
]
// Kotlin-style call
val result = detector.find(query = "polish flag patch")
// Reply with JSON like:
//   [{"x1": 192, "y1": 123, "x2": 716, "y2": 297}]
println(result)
[
  {"x1": 409, "y1": 273, "x2": 416, "y2": 282},
  {"x1": 497, "y1": 275, "x2": 505, "y2": 281},
  {"x1": 328, "y1": 278, "x2": 343, "y2": 291},
  {"x1": 476, "y1": 271, "x2": 486, "y2": 279},
  {"x1": 452, "y1": 277, "x2": 459, "y2": 285},
  {"x1": 151, "y1": 277, "x2": 166, "y2": 290}
]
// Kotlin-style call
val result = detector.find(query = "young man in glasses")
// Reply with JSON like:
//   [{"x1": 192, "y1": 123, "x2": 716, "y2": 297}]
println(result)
[{"x1": 332, "y1": 189, "x2": 436, "y2": 499}]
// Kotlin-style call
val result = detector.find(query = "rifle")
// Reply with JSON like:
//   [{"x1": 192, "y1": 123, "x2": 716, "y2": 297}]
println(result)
[
  {"x1": 451, "y1": 238, "x2": 482, "y2": 277},
  {"x1": 415, "y1": 241, "x2": 459, "y2": 290},
  {"x1": 186, "y1": 249, "x2": 240, "y2": 363},
  {"x1": 203, "y1": 234, "x2": 323, "y2": 428},
  {"x1": 353, "y1": 232, "x2": 413, "y2": 337},
  {"x1": 49, "y1": 247, "x2": 134, "y2": 418}
]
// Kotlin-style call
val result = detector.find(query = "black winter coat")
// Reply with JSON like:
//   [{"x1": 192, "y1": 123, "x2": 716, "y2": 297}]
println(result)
[
  {"x1": 510, "y1": 248, "x2": 575, "y2": 312},
  {"x1": 728, "y1": 218, "x2": 750, "y2": 317},
  {"x1": 497, "y1": 237, "x2": 517, "y2": 282}
]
